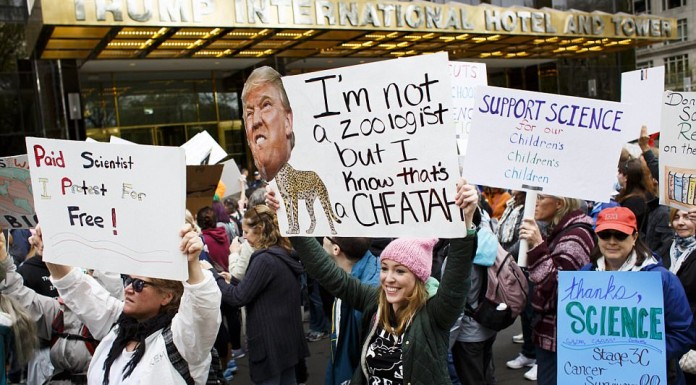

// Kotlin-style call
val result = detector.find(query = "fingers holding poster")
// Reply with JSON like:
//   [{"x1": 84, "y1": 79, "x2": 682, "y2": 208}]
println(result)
[
  {"x1": 25, "y1": 137, "x2": 187, "y2": 280},
  {"x1": 659, "y1": 91, "x2": 696, "y2": 211},
  {"x1": 260, "y1": 52, "x2": 462, "y2": 237}
]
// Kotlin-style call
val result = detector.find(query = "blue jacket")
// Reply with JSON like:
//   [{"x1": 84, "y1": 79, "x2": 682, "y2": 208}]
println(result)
[
  {"x1": 581, "y1": 261, "x2": 696, "y2": 385},
  {"x1": 326, "y1": 250, "x2": 380, "y2": 385}
]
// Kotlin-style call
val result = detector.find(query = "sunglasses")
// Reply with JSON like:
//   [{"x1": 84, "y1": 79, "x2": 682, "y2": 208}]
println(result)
[
  {"x1": 597, "y1": 230, "x2": 630, "y2": 241},
  {"x1": 125, "y1": 277, "x2": 156, "y2": 293}
]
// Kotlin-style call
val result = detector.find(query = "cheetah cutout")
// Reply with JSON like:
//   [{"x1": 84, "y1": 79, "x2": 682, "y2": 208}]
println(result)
[{"x1": 275, "y1": 163, "x2": 342, "y2": 235}]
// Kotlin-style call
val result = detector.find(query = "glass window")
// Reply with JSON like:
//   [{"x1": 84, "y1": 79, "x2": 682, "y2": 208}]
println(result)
[
  {"x1": 664, "y1": 54, "x2": 690, "y2": 90},
  {"x1": 663, "y1": 0, "x2": 686, "y2": 9},
  {"x1": 670, "y1": 18, "x2": 688, "y2": 43},
  {"x1": 636, "y1": 61, "x2": 653, "y2": 69},
  {"x1": 634, "y1": 0, "x2": 651, "y2": 13}
]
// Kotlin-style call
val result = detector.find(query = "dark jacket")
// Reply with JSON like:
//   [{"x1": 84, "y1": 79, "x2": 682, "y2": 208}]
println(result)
[
  {"x1": 527, "y1": 209, "x2": 595, "y2": 352},
  {"x1": 326, "y1": 250, "x2": 380, "y2": 385},
  {"x1": 17, "y1": 255, "x2": 58, "y2": 298},
  {"x1": 581, "y1": 261, "x2": 696, "y2": 385},
  {"x1": 673, "y1": 245, "x2": 696, "y2": 318},
  {"x1": 216, "y1": 246, "x2": 309, "y2": 383},
  {"x1": 291, "y1": 235, "x2": 476, "y2": 385}
]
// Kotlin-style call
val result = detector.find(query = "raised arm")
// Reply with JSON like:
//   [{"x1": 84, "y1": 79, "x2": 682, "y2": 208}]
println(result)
[
  {"x1": 172, "y1": 224, "x2": 222, "y2": 368},
  {"x1": 0, "y1": 230, "x2": 59, "y2": 340},
  {"x1": 429, "y1": 179, "x2": 478, "y2": 329}
]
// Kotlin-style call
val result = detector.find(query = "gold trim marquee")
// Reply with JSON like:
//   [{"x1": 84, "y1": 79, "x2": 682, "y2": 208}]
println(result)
[{"x1": 43, "y1": 0, "x2": 674, "y2": 40}]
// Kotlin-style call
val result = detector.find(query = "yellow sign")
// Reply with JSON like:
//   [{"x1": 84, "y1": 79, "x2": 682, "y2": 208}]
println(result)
[{"x1": 42, "y1": 0, "x2": 675, "y2": 40}]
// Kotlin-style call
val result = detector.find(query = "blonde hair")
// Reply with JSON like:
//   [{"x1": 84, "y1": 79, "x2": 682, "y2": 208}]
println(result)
[
  {"x1": 185, "y1": 209, "x2": 201, "y2": 233},
  {"x1": 0, "y1": 295, "x2": 38, "y2": 364},
  {"x1": 149, "y1": 279, "x2": 184, "y2": 315},
  {"x1": 550, "y1": 196, "x2": 583, "y2": 228},
  {"x1": 243, "y1": 205, "x2": 292, "y2": 252},
  {"x1": 376, "y1": 279, "x2": 428, "y2": 336}
]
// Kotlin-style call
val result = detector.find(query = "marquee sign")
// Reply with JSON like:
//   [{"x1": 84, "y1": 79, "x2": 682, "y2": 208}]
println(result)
[{"x1": 41, "y1": 0, "x2": 675, "y2": 40}]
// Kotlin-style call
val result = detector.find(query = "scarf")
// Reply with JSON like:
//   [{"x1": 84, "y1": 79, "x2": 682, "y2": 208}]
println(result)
[
  {"x1": 670, "y1": 235, "x2": 696, "y2": 274},
  {"x1": 596, "y1": 250, "x2": 657, "y2": 272},
  {"x1": 102, "y1": 311, "x2": 176, "y2": 385},
  {"x1": 496, "y1": 199, "x2": 523, "y2": 244}
]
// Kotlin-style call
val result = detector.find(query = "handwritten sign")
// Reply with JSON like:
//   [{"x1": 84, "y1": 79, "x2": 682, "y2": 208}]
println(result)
[
  {"x1": 660, "y1": 91, "x2": 696, "y2": 210},
  {"x1": 621, "y1": 67, "x2": 665, "y2": 136},
  {"x1": 181, "y1": 131, "x2": 228, "y2": 165},
  {"x1": 558, "y1": 271, "x2": 666, "y2": 385},
  {"x1": 0, "y1": 155, "x2": 37, "y2": 229},
  {"x1": 463, "y1": 86, "x2": 639, "y2": 202},
  {"x1": 279, "y1": 52, "x2": 462, "y2": 237},
  {"x1": 25, "y1": 137, "x2": 187, "y2": 280},
  {"x1": 449, "y1": 61, "x2": 487, "y2": 159}
]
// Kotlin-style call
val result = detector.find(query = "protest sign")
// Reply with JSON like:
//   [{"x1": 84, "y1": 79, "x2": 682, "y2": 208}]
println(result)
[
  {"x1": 181, "y1": 130, "x2": 228, "y2": 165},
  {"x1": 219, "y1": 159, "x2": 243, "y2": 195},
  {"x1": 463, "y1": 86, "x2": 639, "y2": 202},
  {"x1": 25, "y1": 137, "x2": 187, "y2": 280},
  {"x1": 110, "y1": 136, "x2": 136, "y2": 145},
  {"x1": 0, "y1": 155, "x2": 37, "y2": 229},
  {"x1": 621, "y1": 66, "x2": 665, "y2": 136},
  {"x1": 558, "y1": 271, "x2": 666, "y2": 385},
  {"x1": 660, "y1": 91, "x2": 696, "y2": 210},
  {"x1": 449, "y1": 61, "x2": 487, "y2": 160},
  {"x1": 278, "y1": 52, "x2": 461, "y2": 237}
]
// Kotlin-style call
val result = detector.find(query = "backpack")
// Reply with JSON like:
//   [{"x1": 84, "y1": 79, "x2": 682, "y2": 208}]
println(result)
[
  {"x1": 51, "y1": 304, "x2": 99, "y2": 355},
  {"x1": 162, "y1": 325, "x2": 226, "y2": 385},
  {"x1": 466, "y1": 244, "x2": 529, "y2": 331}
]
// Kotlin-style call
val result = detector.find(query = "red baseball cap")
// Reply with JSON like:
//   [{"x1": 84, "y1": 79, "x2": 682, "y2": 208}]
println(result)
[{"x1": 595, "y1": 207, "x2": 637, "y2": 235}]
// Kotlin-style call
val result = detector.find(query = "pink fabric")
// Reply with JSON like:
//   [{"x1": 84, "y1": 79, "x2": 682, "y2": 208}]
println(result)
[{"x1": 380, "y1": 238, "x2": 437, "y2": 282}]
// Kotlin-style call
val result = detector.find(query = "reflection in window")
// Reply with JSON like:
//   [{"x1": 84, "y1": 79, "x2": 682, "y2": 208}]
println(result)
[{"x1": 664, "y1": 54, "x2": 690, "y2": 90}]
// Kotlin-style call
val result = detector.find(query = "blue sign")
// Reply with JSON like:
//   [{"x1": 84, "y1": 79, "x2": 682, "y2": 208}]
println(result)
[{"x1": 558, "y1": 271, "x2": 666, "y2": 385}]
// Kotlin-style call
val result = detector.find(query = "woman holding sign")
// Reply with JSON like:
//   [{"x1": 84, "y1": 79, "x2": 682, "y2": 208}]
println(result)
[
  {"x1": 581, "y1": 207, "x2": 695, "y2": 385},
  {"x1": 520, "y1": 194, "x2": 595, "y2": 385},
  {"x1": 666, "y1": 208, "x2": 696, "y2": 382},
  {"x1": 31, "y1": 224, "x2": 222, "y2": 385},
  {"x1": 268, "y1": 179, "x2": 479, "y2": 385}
]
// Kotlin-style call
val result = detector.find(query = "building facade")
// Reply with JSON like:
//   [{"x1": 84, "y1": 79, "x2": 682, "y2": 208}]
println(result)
[
  {"x1": 0, "y1": 0, "x2": 676, "y2": 168},
  {"x1": 634, "y1": 0, "x2": 694, "y2": 91}
]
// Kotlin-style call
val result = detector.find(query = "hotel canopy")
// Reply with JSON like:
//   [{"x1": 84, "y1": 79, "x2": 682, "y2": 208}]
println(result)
[{"x1": 34, "y1": 0, "x2": 676, "y2": 61}]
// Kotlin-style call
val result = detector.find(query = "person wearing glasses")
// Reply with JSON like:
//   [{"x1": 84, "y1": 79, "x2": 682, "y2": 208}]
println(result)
[
  {"x1": 268, "y1": 179, "x2": 479, "y2": 385},
  {"x1": 214, "y1": 204, "x2": 309, "y2": 385},
  {"x1": 580, "y1": 207, "x2": 695, "y2": 385},
  {"x1": 28, "y1": 223, "x2": 221, "y2": 385},
  {"x1": 666, "y1": 208, "x2": 696, "y2": 383},
  {"x1": 518, "y1": 194, "x2": 596, "y2": 384},
  {"x1": 0, "y1": 229, "x2": 124, "y2": 384}
]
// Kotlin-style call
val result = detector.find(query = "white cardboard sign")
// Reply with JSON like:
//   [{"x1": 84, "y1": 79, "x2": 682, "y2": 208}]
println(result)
[
  {"x1": 449, "y1": 61, "x2": 487, "y2": 160},
  {"x1": 621, "y1": 66, "x2": 665, "y2": 136},
  {"x1": 181, "y1": 131, "x2": 228, "y2": 165},
  {"x1": 0, "y1": 155, "x2": 37, "y2": 229},
  {"x1": 25, "y1": 137, "x2": 187, "y2": 280},
  {"x1": 659, "y1": 91, "x2": 696, "y2": 210},
  {"x1": 219, "y1": 158, "x2": 243, "y2": 195},
  {"x1": 278, "y1": 52, "x2": 463, "y2": 237},
  {"x1": 464, "y1": 86, "x2": 638, "y2": 202}
]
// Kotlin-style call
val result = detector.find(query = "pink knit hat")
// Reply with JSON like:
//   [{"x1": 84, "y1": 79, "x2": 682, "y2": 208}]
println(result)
[{"x1": 380, "y1": 238, "x2": 438, "y2": 282}]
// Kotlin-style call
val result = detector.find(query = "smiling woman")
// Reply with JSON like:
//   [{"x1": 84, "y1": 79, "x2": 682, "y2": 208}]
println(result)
[
  {"x1": 582, "y1": 207, "x2": 696, "y2": 385},
  {"x1": 286, "y1": 178, "x2": 479, "y2": 385}
]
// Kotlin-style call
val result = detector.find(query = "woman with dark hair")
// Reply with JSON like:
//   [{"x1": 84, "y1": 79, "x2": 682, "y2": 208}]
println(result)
[
  {"x1": 581, "y1": 207, "x2": 695, "y2": 385},
  {"x1": 616, "y1": 157, "x2": 656, "y2": 233},
  {"x1": 215, "y1": 205, "x2": 309, "y2": 385},
  {"x1": 33, "y1": 224, "x2": 222, "y2": 385},
  {"x1": 197, "y1": 206, "x2": 231, "y2": 272},
  {"x1": 519, "y1": 194, "x2": 596, "y2": 384},
  {"x1": 270, "y1": 179, "x2": 479, "y2": 385}
]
